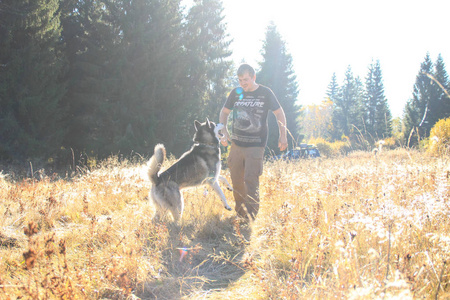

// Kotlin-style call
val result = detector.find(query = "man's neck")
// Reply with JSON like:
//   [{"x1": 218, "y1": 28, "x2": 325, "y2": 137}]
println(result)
[{"x1": 248, "y1": 83, "x2": 259, "y2": 92}]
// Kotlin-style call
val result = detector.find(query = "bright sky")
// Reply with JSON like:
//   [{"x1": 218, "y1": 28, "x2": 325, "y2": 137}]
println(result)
[{"x1": 221, "y1": 0, "x2": 450, "y2": 118}]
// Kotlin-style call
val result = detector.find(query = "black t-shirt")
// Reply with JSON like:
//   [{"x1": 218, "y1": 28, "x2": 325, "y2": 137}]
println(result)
[{"x1": 224, "y1": 85, "x2": 281, "y2": 147}]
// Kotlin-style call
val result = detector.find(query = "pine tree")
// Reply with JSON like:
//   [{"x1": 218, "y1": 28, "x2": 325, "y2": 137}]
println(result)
[
  {"x1": 404, "y1": 53, "x2": 434, "y2": 146},
  {"x1": 326, "y1": 73, "x2": 339, "y2": 103},
  {"x1": 104, "y1": 0, "x2": 188, "y2": 156},
  {"x1": 333, "y1": 66, "x2": 363, "y2": 140},
  {"x1": 183, "y1": 0, "x2": 233, "y2": 122},
  {"x1": 326, "y1": 73, "x2": 340, "y2": 140},
  {"x1": 373, "y1": 61, "x2": 392, "y2": 139},
  {"x1": 0, "y1": 0, "x2": 67, "y2": 159},
  {"x1": 60, "y1": 0, "x2": 121, "y2": 156},
  {"x1": 364, "y1": 62, "x2": 377, "y2": 138},
  {"x1": 257, "y1": 22, "x2": 301, "y2": 152},
  {"x1": 432, "y1": 54, "x2": 450, "y2": 122},
  {"x1": 363, "y1": 60, "x2": 392, "y2": 141}
]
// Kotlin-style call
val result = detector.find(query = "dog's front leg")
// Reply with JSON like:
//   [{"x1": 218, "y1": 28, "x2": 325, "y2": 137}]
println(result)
[
  {"x1": 209, "y1": 180, "x2": 232, "y2": 211},
  {"x1": 218, "y1": 175, "x2": 233, "y2": 191}
]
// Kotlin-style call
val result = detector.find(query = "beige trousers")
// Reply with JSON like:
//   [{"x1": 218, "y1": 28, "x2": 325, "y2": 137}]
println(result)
[{"x1": 227, "y1": 144, "x2": 264, "y2": 219}]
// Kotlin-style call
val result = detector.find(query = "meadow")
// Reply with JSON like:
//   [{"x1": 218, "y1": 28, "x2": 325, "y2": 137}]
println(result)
[{"x1": 0, "y1": 149, "x2": 449, "y2": 299}]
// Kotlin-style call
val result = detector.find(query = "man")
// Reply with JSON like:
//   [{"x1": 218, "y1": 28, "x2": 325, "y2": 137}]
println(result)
[{"x1": 219, "y1": 64, "x2": 288, "y2": 220}]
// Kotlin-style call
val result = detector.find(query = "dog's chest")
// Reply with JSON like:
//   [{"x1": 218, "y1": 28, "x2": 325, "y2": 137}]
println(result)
[
  {"x1": 197, "y1": 153, "x2": 220, "y2": 178},
  {"x1": 190, "y1": 152, "x2": 220, "y2": 184}
]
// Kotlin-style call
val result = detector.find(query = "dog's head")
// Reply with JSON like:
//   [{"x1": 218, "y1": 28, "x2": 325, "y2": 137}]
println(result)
[{"x1": 193, "y1": 118, "x2": 223, "y2": 145}]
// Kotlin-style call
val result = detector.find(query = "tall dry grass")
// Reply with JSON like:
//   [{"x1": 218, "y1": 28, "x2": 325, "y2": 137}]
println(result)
[{"x1": 0, "y1": 149, "x2": 449, "y2": 299}]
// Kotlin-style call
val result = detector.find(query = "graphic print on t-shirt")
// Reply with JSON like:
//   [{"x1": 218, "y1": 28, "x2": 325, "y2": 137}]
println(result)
[{"x1": 235, "y1": 106, "x2": 262, "y2": 133}]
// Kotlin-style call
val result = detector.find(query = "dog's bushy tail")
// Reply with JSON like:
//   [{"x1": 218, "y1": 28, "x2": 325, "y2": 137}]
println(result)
[{"x1": 148, "y1": 144, "x2": 166, "y2": 184}]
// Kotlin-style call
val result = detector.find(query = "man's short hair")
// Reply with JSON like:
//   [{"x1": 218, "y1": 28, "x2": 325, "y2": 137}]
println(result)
[{"x1": 237, "y1": 64, "x2": 255, "y2": 77}]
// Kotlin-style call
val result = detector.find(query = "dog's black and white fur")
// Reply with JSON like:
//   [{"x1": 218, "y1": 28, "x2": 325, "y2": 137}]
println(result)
[{"x1": 147, "y1": 119, "x2": 232, "y2": 221}]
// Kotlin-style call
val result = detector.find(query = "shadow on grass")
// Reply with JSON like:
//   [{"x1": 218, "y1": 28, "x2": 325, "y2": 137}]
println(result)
[{"x1": 137, "y1": 215, "x2": 252, "y2": 299}]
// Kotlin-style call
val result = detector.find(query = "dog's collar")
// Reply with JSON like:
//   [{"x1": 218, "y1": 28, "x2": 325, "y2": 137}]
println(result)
[{"x1": 194, "y1": 142, "x2": 218, "y2": 150}]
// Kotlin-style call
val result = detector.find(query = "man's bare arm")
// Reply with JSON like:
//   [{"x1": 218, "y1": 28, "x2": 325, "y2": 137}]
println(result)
[
  {"x1": 219, "y1": 107, "x2": 232, "y2": 146},
  {"x1": 273, "y1": 107, "x2": 288, "y2": 151}
]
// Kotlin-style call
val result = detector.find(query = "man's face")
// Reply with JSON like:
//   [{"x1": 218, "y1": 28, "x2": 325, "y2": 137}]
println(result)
[{"x1": 238, "y1": 72, "x2": 256, "y2": 92}]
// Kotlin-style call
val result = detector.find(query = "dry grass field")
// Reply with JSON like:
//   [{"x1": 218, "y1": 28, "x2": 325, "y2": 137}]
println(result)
[{"x1": 0, "y1": 149, "x2": 449, "y2": 299}]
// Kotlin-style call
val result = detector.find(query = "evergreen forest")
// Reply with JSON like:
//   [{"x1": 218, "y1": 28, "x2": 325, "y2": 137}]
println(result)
[
  {"x1": 1, "y1": 0, "x2": 449, "y2": 169},
  {"x1": 1, "y1": 0, "x2": 237, "y2": 164}
]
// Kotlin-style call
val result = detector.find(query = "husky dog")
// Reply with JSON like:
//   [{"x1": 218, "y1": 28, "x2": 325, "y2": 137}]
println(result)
[{"x1": 147, "y1": 119, "x2": 232, "y2": 221}]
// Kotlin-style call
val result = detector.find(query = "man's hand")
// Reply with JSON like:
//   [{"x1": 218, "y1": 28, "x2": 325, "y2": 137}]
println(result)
[
  {"x1": 278, "y1": 136, "x2": 288, "y2": 151},
  {"x1": 220, "y1": 129, "x2": 231, "y2": 147},
  {"x1": 273, "y1": 107, "x2": 288, "y2": 152},
  {"x1": 219, "y1": 107, "x2": 232, "y2": 147}
]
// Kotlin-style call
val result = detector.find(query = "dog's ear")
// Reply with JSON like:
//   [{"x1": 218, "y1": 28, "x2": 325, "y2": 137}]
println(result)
[{"x1": 194, "y1": 120, "x2": 201, "y2": 131}]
